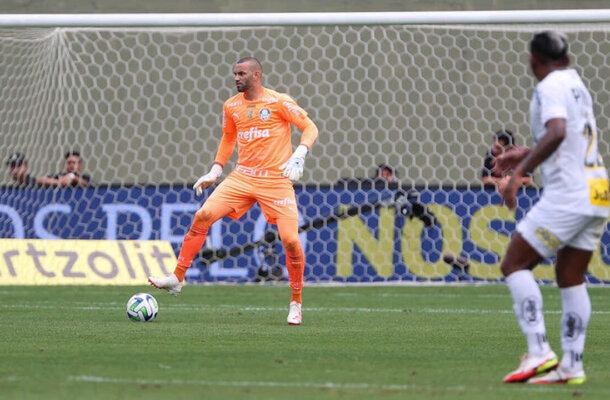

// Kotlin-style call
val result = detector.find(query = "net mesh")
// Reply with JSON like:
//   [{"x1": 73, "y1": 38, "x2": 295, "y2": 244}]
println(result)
[{"x1": 2, "y1": 23, "x2": 610, "y2": 283}]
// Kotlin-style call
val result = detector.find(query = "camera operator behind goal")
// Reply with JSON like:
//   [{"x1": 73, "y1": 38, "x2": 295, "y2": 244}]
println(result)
[{"x1": 336, "y1": 163, "x2": 436, "y2": 227}]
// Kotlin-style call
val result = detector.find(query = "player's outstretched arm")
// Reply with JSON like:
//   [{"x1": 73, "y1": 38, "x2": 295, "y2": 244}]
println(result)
[
  {"x1": 193, "y1": 163, "x2": 223, "y2": 196},
  {"x1": 193, "y1": 128, "x2": 236, "y2": 196}
]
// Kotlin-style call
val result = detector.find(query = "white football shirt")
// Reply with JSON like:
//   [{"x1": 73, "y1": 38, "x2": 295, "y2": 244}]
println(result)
[{"x1": 529, "y1": 68, "x2": 610, "y2": 216}]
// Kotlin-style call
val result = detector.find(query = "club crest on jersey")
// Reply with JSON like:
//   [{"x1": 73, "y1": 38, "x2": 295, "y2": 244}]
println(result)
[{"x1": 259, "y1": 108, "x2": 271, "y2": 121}]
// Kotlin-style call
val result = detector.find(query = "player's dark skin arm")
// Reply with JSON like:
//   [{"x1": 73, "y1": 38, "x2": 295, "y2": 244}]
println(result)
[{"x1": 501, "y1": 118, "x2": 566, "y2": 209}]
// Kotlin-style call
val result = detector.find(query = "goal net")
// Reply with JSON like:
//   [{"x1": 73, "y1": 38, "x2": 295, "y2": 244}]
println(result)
[{"x1": 2, "y1": 18, "x2": 610, "y2": 284}]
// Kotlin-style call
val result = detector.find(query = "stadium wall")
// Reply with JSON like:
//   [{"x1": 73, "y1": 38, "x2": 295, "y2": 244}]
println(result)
[{"x1": 2, "y1": 185, "x2": 610, "y2": 285}]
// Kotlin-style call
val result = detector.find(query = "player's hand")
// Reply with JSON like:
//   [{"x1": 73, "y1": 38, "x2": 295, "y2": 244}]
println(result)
[
  {"x1": 193, "y1": 164, "x2": 223, "y2": 196},
  {"x1": 280, "y1": 156, "x2": 304, "y2": 181},
  {"x1": 493, "y1": 145, "x2": 529, "y2": 176},
  {"x1": 497, "y1": 175, "x2": 511, "y2": 194},
  {"x1": 500, "y1": 175, "x2": 520, "y2": 210},
  {"x1": 280, "y1": 144, "x2": 308, "y2": 182}
]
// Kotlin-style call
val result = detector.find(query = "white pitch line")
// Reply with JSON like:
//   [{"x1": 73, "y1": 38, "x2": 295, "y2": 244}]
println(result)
[
  {"x1": 68, "y1": 375, "x2": 466, "y2": 392},
  {"x1": 0, "y1": 303, "x2": 524, "y2": 314},
  {"x1": 67, "y1": 375, "x2": 610, "y2": 396},
  {"x1": 2, "y1": 303, "x2": 610, "y2": 315},
  {"x1": 68, "y1": 375, "x2": 432, "y2": 390}
]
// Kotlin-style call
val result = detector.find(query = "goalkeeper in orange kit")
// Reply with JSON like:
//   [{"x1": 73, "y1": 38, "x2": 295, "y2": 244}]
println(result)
[{"x1": 148, "y1": 57, "x2": 319, "y2": 325}]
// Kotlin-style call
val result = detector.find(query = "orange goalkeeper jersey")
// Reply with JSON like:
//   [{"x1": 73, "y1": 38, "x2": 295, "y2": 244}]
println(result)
[{"x1": 220, "y1": 88, "x2": 313, "y2": 178}]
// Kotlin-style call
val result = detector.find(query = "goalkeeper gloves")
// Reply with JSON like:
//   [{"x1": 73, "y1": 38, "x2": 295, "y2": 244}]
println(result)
[
  {"x1": 193, "y1": 163, "x2": 223, "y2": 196},
  {"x1": 280, "y1": 144, "x2": 308, "y2": 182}
]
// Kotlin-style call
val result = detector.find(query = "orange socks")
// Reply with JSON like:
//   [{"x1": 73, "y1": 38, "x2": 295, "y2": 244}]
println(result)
[
  {"x1": 174, "y1": 224, "x2": 209, "y2": 281},
  {"x1": 286, "y1": 250, "x2": 304, "y2": 304}
]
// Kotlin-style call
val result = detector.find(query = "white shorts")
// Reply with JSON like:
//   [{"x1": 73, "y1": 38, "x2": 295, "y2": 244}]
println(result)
[{"x1": 516, "y1": 203, "x2": 607, "y2": 258}]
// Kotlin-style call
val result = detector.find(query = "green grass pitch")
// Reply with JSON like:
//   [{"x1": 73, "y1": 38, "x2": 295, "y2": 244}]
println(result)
[{"x1": 1, "y1": 284, "x2": 610, "y2": 400}]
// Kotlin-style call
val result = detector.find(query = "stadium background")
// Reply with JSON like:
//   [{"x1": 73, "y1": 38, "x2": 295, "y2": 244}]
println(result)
[
  {"x1": 2, "y1": 2, "x2": 610, "y2": 187},
  {"x1": 2, "y1": 3, "x2": 610, "y2": 284}
]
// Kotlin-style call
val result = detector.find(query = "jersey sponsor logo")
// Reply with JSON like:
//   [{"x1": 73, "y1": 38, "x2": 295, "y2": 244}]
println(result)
[
  {"x1": 283, "y1": 101, "x2": 304, "y2": 117},
  {"x1": 226, "y1": 100, "x2": 242, "y2": 108},
  {"x1": 587, "y1": 177, "x2": 610, "y2": 207},
  {"x1": 261, "y1": 96, "x2": 279, "y2": 103},
  {"x1": 259, "y1": 108, "x2": 271, "y2": 121},
  {"x1": 235, "y1": 165, "x2": 270, "y2": 177},
  {"x1": 237, "y1": 127, "x2": 270, "y2": 142}
]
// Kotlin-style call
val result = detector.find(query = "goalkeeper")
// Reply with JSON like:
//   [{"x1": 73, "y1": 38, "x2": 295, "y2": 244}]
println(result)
[{"x1": 149, "y1": 57, "x2": 318, "y2": 326}]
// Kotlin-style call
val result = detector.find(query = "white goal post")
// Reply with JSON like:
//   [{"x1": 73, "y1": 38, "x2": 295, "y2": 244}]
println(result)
[
  {"x1": 2, "y1": 10, "x2": 610, "y2": 27},
  {"x1": 1, "y1": 10, "x2": 610, "y2": 285}
]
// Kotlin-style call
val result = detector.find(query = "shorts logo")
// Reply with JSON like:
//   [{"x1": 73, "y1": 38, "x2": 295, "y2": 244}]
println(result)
[
  {"x1": 259, "y1": 108, "x2": 271, "y2": 121},
  {"x1": 534, "y1": 227, "x2": 561, "y2": 252},
  {"x1": 274, "y1": 198, "x2": 297, "y2": 207}
]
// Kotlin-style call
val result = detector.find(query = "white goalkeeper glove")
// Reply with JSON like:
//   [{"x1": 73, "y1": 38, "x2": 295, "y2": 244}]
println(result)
[
  {"x1": 280, "y1": 145, "x2": 308, "y2": 182},
  {"x1": 193, "y1": 164, "x2": 223, "y2": 196}
]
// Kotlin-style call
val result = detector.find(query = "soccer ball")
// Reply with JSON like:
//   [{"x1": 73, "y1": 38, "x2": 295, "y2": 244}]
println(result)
[{"x1": 126, "y1": 293, "x2": 159, "y2": 322}]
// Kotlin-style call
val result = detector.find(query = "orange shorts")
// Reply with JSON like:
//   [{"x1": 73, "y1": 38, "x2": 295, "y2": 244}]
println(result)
[{"x1": 205, "y1": 171, "x2": 299, "y2": 224}]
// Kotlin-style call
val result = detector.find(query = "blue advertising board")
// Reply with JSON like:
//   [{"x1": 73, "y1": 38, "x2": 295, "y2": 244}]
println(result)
[{"x1": 1, "y1": 185, "x2": 609, "y2": 283}]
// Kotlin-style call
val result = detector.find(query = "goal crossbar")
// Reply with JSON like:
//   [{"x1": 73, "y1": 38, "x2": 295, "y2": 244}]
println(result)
[{"x1": 1, "y1": 10, "x2": 610, "y2": 28}]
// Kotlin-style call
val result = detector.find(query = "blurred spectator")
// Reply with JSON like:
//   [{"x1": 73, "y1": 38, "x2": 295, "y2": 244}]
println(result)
[
  {"x1": 38, "y1": 150, "x2": 91, "y2": 187},
  {"x1": 5, "y1": 152, "x2": 38, "y2": 187},
  {"x1": 337, "y1": 163, "x2": 399, "y2": 190},
  {"x1": 375, "y1": 163, "x2": 397, "y2": 184}
]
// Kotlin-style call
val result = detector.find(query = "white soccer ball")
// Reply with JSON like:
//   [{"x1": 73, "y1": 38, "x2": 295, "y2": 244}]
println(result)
[{"x1": 126, "y1": 293, "x2": 159, "y2": 322}]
